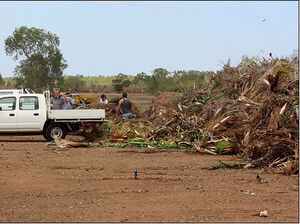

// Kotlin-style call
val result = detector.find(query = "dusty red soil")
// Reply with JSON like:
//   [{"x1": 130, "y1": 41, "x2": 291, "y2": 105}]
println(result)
[{"x1": 0, "y1": 135, "x2": 298, "y2": 222}]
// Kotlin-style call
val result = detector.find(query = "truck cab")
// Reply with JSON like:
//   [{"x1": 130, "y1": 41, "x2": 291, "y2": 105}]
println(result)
[{"x1": 0, "y1": 94, "x2": 46, "y2": 132}]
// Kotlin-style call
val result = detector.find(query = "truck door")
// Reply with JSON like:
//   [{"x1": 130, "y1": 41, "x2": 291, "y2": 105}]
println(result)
[
  {"x1": 0, "y1": 96, "x2": 17, "y2": 131},
  {"x1": 17, "y1": 96, "x2": 42, "y2": 131}
]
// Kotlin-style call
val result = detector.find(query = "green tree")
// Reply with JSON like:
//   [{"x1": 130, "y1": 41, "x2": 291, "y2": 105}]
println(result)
[
  {"x1": 0, "y1": 73, "x2": 3, "y2": 85},
  {"x1": 4, "y1": 26, "x2": 67, "y2": 91},
  {"x1": 143, "y1": 68, "x2": 172, "y2": 94},
  {"x1": 112, "y1": 73, "x2": 131, "y2": 92},
  {"x1": 173, "y1": 70, "x2": 208, "y2": 91},
  {"x1": 132, "y1": 72, "x2": 147, "y2": 85},
  {"x1": 3, "y1": 77, "x2": 14, "y2": 87},
  {"x1": 239, "y1": 55, "x2": 260, "y2": 73},
  {"x1": 62, "y1": 74, "x2": 86, "y2": 91}
]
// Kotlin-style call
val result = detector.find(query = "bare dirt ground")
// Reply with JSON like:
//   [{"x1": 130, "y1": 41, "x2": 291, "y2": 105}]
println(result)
[{"x1": 0, "y1": 135, "x2": 298, "y2": 223}]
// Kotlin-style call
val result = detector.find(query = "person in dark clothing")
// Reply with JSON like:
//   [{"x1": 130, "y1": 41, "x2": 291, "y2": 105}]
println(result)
[{"x1": 116, "y1": 92, "x2": 136, "y2": 119}]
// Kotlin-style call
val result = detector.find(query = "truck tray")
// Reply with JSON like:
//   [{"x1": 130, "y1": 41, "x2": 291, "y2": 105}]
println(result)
[{"x1": 49, "y1": 109, "x2": 105, "y2": 121}]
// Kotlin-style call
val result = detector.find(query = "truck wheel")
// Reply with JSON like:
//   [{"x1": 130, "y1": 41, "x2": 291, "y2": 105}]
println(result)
[{"x1": 45, "y1": 123, "x2": 67, "y2": 141}]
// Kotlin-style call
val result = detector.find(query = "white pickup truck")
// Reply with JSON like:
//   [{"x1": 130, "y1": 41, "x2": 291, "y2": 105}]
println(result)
[{"x1": 0, "y1": 91, "x2": 105, "y2": 141}]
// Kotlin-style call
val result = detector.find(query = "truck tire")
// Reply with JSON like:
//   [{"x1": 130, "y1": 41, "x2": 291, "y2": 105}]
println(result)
[{"x1": 45, "y1": 123, "x2": 67, "y2": 141}]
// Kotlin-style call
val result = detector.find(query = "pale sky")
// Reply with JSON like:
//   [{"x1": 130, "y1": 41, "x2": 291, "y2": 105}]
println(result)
[{"x1": 0, "y1": 1, "x2": 298, "y2": 77}]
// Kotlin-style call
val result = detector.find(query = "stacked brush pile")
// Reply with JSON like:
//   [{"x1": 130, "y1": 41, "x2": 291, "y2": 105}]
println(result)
[{"x1": 67, "y1": 55, "x2": 299, "y2": 175}]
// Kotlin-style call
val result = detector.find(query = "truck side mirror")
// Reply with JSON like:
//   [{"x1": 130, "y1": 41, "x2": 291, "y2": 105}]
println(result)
[{"x1": 0, "y1": 107, "x2": 2, "y2": 111}]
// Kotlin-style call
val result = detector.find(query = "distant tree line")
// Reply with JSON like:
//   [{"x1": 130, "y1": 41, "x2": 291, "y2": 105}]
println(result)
[
  {"x1": 132, "y1": 69, "x2": 210, "y2": 94},
  {"x1": 2, "y1": 68, "x2": 212, "y2": 94}
]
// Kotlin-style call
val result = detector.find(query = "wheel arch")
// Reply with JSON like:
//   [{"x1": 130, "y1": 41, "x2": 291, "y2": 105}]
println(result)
[
  {"x1": 43, "y1": 120, "x2": 71, "y2": 133},
  {"x1": 42, "y1": 120, "x2": 53, "y2": 133}
]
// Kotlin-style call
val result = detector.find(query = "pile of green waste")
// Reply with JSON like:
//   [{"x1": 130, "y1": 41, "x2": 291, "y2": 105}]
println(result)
[
  {"x1": 99, "y1": 138, "x2": 191, "y2": 149},
  {"x1": 98, "y1": 120, "x2": 154, "y2": 140}
]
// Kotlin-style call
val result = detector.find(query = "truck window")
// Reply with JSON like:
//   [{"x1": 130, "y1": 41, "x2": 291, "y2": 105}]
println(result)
[
  {"x1": 19, "y1": 96, "x2": 39, "y2": 110},
  {"x1": 0, "y1": 97, "x2": 16, "y2": 111}
]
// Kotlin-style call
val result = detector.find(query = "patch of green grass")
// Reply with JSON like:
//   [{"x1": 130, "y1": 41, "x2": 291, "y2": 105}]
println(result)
[{"x1": 201, "y1": 161, "x2": 244, "y2": 170}]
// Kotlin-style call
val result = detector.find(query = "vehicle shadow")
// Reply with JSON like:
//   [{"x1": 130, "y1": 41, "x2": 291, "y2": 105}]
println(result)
[
  {"x1": 0, "y1": 139, "x2": 47, "y2": 142},
  {"x1": 0, "y1": 134, "x2": 84, "y2": 143}
]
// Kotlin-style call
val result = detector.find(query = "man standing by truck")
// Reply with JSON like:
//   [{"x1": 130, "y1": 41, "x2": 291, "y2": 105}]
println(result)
[
  {"x1": 116, "y1": 92, "x2": 135, "y2": 120},
  {"x1": 50, "y1": 88, "x2": 68, "y2": 110}
]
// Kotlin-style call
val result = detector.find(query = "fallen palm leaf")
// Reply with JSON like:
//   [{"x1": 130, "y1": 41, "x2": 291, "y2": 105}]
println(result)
[{"x1": 47, "y1": 138, "x2": 92, "y2": 148}]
